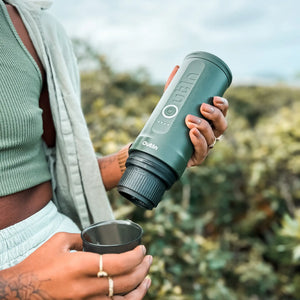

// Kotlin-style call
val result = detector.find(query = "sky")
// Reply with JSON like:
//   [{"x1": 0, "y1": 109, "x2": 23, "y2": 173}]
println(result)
[{"x1": 50, "y1": 0, "x2": 300, "y2": 86}]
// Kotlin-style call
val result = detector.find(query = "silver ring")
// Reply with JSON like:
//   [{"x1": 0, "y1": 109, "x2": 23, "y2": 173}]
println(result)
[
  {"x1": 108, "y1": 276, "x2": 114, "y2": 297},
  {"x1": 208, "y1": 137, "x2": 217, "y2": 149},
  {"x1": 97, "y1": 255, "x2": 108, "y2": 278}
]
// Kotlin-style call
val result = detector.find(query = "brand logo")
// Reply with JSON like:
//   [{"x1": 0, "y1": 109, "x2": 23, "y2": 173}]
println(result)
[
  {"x1": 172, "y1": 72, "x2": 198, "y2": 105},
  {"x1": 142, "y1": 141, "x2": 158, "y2": 151}
]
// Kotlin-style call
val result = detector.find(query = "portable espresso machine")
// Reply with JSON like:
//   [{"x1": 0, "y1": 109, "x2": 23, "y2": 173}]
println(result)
[{"x1": 118, "y1": 51, "x2": 232, "y2": 209}]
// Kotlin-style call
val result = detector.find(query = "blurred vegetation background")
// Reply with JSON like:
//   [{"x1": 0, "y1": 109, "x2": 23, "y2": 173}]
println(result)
[{"x1": 74, "y1": 40, "x2": 300, "y2": 300}]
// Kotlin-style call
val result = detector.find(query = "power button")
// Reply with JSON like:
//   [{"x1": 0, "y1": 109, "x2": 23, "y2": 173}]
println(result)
[{"x1": 162, "y1": 105, "x2": 178, "y2": 119}]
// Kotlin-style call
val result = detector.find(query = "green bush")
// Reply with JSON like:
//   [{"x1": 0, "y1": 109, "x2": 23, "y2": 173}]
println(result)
[{"x1": 76, "y1": 40, "x2": 300, "y2": 299}]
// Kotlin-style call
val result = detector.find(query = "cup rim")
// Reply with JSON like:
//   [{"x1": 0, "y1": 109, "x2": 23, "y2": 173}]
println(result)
[{"x1": 81, "y1": 219, "x2": 143, "y2": 249}]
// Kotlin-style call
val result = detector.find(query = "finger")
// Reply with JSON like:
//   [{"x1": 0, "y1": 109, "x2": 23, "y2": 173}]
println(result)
[
  {"x1": 80, "y1": 255, "x2": 152, "y2": 297},
  {"x1": 75, "y1": 245, "x2": 146, "y2": 277},
  {"x1": 64, "y1": 233, "x2": 83, "y2": 252},
  {"x1": 164, "y1": 65, "x2": 179, "y2": 91},
  {"x1": 90, "y1": 276, "x2": 151, "y2": 300},
  {"x1": 112, "y1": 255, "x2": 152, "y2": 295},
  {"x1": 213, "y1": 96, "x2": 229, "y2": 117},
  {"x1": 122, "y1": 276, "x2": 151, "y2": 300},
  {"x1": 102, "y1": 245, "x2": 147, "y2": 276},
  {"x1": 187, "y1": 128, "x2": 208, "y2": 167},
  {"x1": 200, "y1": 103, "x2": 228, "y2": 137},
  {"x1": 185, "y1": 114, "x2": 215, "y2": 147},
  {"x1": 44, "y1": 232, "x2": 83, "y2": 252}
]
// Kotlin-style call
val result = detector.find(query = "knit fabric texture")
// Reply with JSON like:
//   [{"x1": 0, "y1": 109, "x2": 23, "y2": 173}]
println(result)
[{"x1": 0, "y1": 1, "x2": 51, "y2": 196}]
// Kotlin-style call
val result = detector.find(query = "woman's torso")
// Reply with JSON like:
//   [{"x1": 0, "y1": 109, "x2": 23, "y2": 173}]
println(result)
[{"x1": 0, "y1": 2, "x2": 55, "y2": 230}]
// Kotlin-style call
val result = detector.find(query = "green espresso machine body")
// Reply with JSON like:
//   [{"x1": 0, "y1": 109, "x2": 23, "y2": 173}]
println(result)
[{"x1": 118, "y1": 51, "x2": 232, "y2": 209}]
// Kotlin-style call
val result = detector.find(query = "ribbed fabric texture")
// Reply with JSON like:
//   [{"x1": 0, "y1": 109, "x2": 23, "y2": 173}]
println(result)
[{"x1": 0, "y1": 1, "x2": 51, "y2": 196}]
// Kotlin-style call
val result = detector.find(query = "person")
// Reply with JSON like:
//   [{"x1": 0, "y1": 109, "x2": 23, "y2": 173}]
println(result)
[{"x1": 0, "y1": 0, "x2": 229, "y2": 299}]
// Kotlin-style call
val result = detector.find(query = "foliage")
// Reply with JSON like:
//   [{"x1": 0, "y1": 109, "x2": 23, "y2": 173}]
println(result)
[{"x1": 76, "y1": 40, "x2": 300, "y2": 299}]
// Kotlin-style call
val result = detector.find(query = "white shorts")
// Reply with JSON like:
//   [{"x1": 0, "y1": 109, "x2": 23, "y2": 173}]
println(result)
[{"x1": 0, "y1": 200, "x2": 80, "y2": 270}]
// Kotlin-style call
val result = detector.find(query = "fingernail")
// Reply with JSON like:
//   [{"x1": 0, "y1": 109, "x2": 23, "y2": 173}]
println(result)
[
  {"x1": 148, "y1": 255, "x2": 153, "y2": 265},
  {"x1": 141, "y1": 245, "x2": 146, "y2": 255},
  {"x1": 202, "y1": 103, "x2": 215, "y2": 113},
  {"x1": 187, "y1": 115, "x2": 201, "y2": 125},
  {"x1": 214, "y1": 96, "x2": 226, "y2": 104},
  {"x1": 145, "y1": 276, "x2": 152, "y2": 289}
]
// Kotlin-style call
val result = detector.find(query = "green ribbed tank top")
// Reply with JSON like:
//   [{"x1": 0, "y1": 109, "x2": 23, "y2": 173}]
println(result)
[{"x1": 0, "y1": 1, "x2": 51, "y2": 196}]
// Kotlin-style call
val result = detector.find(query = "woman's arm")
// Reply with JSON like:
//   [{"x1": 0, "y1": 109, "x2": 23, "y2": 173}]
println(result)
[{"x1": 98, "y1": 144, "x2": 131, "y2": 191}]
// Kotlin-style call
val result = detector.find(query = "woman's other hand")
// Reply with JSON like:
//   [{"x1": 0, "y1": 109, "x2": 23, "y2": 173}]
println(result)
[{"x1": 0, "y1": 232, "x2": 152, "y2": 299}]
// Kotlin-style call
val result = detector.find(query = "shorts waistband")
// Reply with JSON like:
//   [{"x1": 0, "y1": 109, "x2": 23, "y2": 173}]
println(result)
[{"x1": 0, "y1": 201, "x2": 79, "y2": 269}]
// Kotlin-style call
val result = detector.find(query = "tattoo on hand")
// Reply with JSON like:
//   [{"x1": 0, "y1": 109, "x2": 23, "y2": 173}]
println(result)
[{"x1": 0, "y1": 273, "x2": 53, "y2": 300}]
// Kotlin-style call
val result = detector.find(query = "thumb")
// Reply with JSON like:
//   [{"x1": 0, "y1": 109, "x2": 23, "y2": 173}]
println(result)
[
  {"x1": 63, "y1": 233, "x2": 83, "y2": 252},
  {"x1": 48, "y1": 232, "x2": 83, "y2": 252}
]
